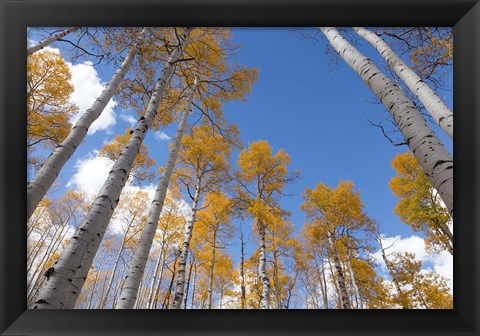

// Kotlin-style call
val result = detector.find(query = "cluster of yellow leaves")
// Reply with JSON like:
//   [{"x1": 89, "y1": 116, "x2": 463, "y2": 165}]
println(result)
[
  {"x1": 301, "y1": 180, "x2": 369, "y2": 237},
  {"x1": 235, "y1": 140, "x2": 294, "y2": 223},
  {"x1": 196, "y1": 192, "x2": 233, "y2": 238},
  {"x1": 389, "y1": 152, "x2": 453, "y2": 254},
  {"x1": 98, "y1": 128, "x2": 156, "y2": 184},
  {"x1": 112, "y1": 27, "x2": 258, "y2": 133},
  {"x1": 27, "y1": 50, "x2": 78, "y2": 164},
  {"x1": 389, "y1": 252, "x2": 453, "y2": 309},
  {"x1": 409, "y1": 27, "x2": 453, "y2": 79},
  {"x1": 177, "y1": 124, "x2": 231, "y2": 190},
  {"x1": 112, "y1": 190, "x2": 152, "y2": 249}
]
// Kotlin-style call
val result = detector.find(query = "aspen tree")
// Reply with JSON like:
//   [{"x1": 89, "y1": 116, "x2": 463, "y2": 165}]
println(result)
[
  {"x1": 195, "y1": 192, "x2": 233, "y2": 308},
  {"x1": 28, "y1": 27, "x2": 80, "y2": 56},
  {"x1": 171, "y1": 125, "x2": 232, "y2": 309},
  {"x1": 27, "y1": 28, "x2": 148, "y2": 221},
  {"x1": 33, "y1": 28, "x2": 191, "y2": 309},
  {"x1": 235, "y1": 140, "x2": 297, "y2": 309},
  {"x1": 354, "y1": 27, "x2": 453, "y2": 138},
  {"x1": 116, "y1": 79, "x2": 197, "y2": 309},
  {"x1": 389, "y1": 152, "x2": 453, "y2": 254},
  {"x1": 319, "y1": 27, "x2": 453, "y2": 216},
  {"x1": 27, "y1": 50, "x2": 78, "y2": 170}
]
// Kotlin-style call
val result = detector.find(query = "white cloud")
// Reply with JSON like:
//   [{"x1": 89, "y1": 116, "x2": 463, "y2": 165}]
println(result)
[
  {"x1": 66, "y1": 151, "x2": 114, "y2": 197},
  {"x1": 154, "y1": 131, "x2": 171, "y2": 142},
  {"x1": 372, "y1": 234, "x2": 453, "y2": 291},
  {"x1": 120, "y1": 114, "x2": 138, "y2": 128},
  {"x1": 68, "y1": 61, "x2": 117, "y2": 134}
]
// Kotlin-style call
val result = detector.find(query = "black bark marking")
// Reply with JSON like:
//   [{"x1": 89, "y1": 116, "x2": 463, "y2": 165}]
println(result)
[{"x1": 433, "y1": 160, "x2": 453, "y2": 170}]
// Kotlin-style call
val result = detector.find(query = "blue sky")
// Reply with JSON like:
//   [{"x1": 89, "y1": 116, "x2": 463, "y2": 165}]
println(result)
[{"x1": 28, "y1": 27, "x2": 454, "y2": 288}]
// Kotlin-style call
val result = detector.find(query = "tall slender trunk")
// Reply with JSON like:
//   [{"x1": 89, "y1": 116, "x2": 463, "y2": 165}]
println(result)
[
  {"x1": 98, "y1": 211, "x2": 140, "y2": 308},
  {"x1": 33, "y1": 28, "x2": 191, "y2": 309},
  {"x1": 116, "y1": 78, "x2": 197, "y2": 309},
  {"x1": 27, "y1": 28, "x2": 148, "y2": 221},
  {"x1": 85, "y1": 254, "x2": 108, "y2": 309},
  {"x1": 378, "y1": 239, "x2": 409, "y2": 309},
  {"x1": 190, "y1": 262, "x2": 197, "y2": 309},
  {"x1": 172, "y1": 183, "x2": 201, "y2": 309},
  {"x1": 354, "y1": 27, "x2": 453, "y2": 139},
  {"x1": 28, "y1": 219, "x2": 70, "y2": 293},
  {"x1": 153, "y1": 245, "x2": 168, "y2": 308},
  {"x1": 327, "y1": 233, "x2": 351, "y2": 309},
  {"x1": 320, "y1": 260, "x2": 329, "y2": 309},
  {"x1": 147, "y1": 241, "x2": 166, "y2": 309},
  {"x1": 258, "y1": 222, "x2": 270, "y2": 309},
  {"x1": 207, "y1": 230, "x2": 217, "y2": 309},
  {"x1": 162, "y1": 250, "x2": 180, "y2": 309},
  {"x1": 27, "y1": 27, "x2": 80, "y2": 55},
  {"x1": 272, "y1": 250, "x2": 281, "y2": 309},
  {"x1": 111, "y1": 267, "x2": 127, "y2": 309},
  {"x1": 346, "y1": 256, "x2": 362, "y2": 309},
  {"x1": 320, "y1": 27, "x2": 453, "y2": 216},
  {"x1": 183, "y1": 257, "x2": 195, "y2": 309},
  {"x1": 313, "y1": 253, "x2": 329, "y2": 309},
  {"x1": 98, "y1": 239, "x2": 127, "y2": 309},
  {"x1": 239, "y1": 230, "x2": 246, "y2": 309},
  {"x1": 327, "y1": 256, "x2": 342, "y2": 309}
]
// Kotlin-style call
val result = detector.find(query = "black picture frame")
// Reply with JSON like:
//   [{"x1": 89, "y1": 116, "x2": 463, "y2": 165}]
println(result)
[{"x1": 1, "y1": 0, "x2": 478, "y2": 335}]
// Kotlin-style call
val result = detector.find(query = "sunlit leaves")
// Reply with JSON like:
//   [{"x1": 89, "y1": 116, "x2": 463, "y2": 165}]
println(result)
[
  {"x1": 27, "y1": 50, "x2": 78, "y2": 166},
  {"x1": 389, "y1": 152, "x2": 453, "y2": 254}
]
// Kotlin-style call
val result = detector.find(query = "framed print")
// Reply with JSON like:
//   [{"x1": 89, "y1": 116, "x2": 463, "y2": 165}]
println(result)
[{"x1": 1, "y1": 0, "x2": 479, "y2": 335}]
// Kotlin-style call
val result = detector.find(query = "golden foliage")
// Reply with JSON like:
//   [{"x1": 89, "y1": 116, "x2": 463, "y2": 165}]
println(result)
[
  {"x1": 27, "y1": 49, "x2": 78, "y2": 164},
  {"x1": 389, "y1": 152, "x2": 453, "y2": 254}
]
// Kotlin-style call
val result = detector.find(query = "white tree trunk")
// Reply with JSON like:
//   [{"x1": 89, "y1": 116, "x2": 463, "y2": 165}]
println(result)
[
  {"x1": 115, "y1": 79, "x2": 197, "y2": 309},
  {"x1": 147, "y1": 240, "x2": 166, "y2": 309},
  {"x1": 327, "y1": 233, "x2": 351, "y2": 309},
  {"x1": 32, "y1": 28, "x2": 191, "y2": 309},
  {"x1": 27, "y1": 27, "x2": 80, "y2": 56},
  {"x1": 258, "y1": 223, "x2": 270, "y2": 309},
  {"x1": 320, "y1": 27, "x2": 453, "y2": 216},
  {"x1": 354, "y1": 27, "x2": 453, "y2": 139},
  {"x1": 171, "y1": 184, "x2": 201, "y2": 309},
  {"x1": 346, "y1": 257, "x2": 362, "y2": 309},
  {"x1": 27, "y1": 28, "x2": 148, "y2": 222},
  {"x1": 327, "y1": 256, "x2": 343, "y2": 308},
  {"x1": 206, "y1": 230, "x2": 217, "y2": 309}
]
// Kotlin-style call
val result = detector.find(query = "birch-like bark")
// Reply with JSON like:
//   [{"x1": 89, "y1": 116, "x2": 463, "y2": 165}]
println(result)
[
  {"x1": 183, "y1": 257, "x2": 195, "y2": 309},
  {"x1": 27, "y1": 27, "x2": 80, "y2": 56},
  {"x1": 327, "y1": 257, "x2": 343, "y2": 308},
  {"x1": 189, "y1": 262, "x2": 197, "y2": 309},
  {"x1": 147, "y1": 242, "x2": 166, "y2": 309},
  {"x1": 320, "y1": 27, "x2": 453, "y2": 216},
  {"x1": 346, "y1": 257, "x2": 362, "y2": 309},
  {"x1": 206, "y1": 230, "x2": 217, "y2": 309},
  {"x1": 354, "y1": 27, "x2": 453, "y2": 139},
  {"x1": 239, "y1": 231, "x2": 246, "y2": 309},
  {"x1": 171, "y1": 184, "x2": 201, "y2": 309},
  {"x1": 33, "y1": 28, "x2": 191, "y2": 309},
  {"x1": 327, "y1": 233, "x2": 351, "y2": 309},
  {"x1": 27, "y1": 28, "x2": 148, "y2": 222},
  {"x1": 116, "y1": 79, "x2": 197, "y2": 309},
  {"x1": 258, "y1": 222, "x2": 270, "y2": 309}
]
